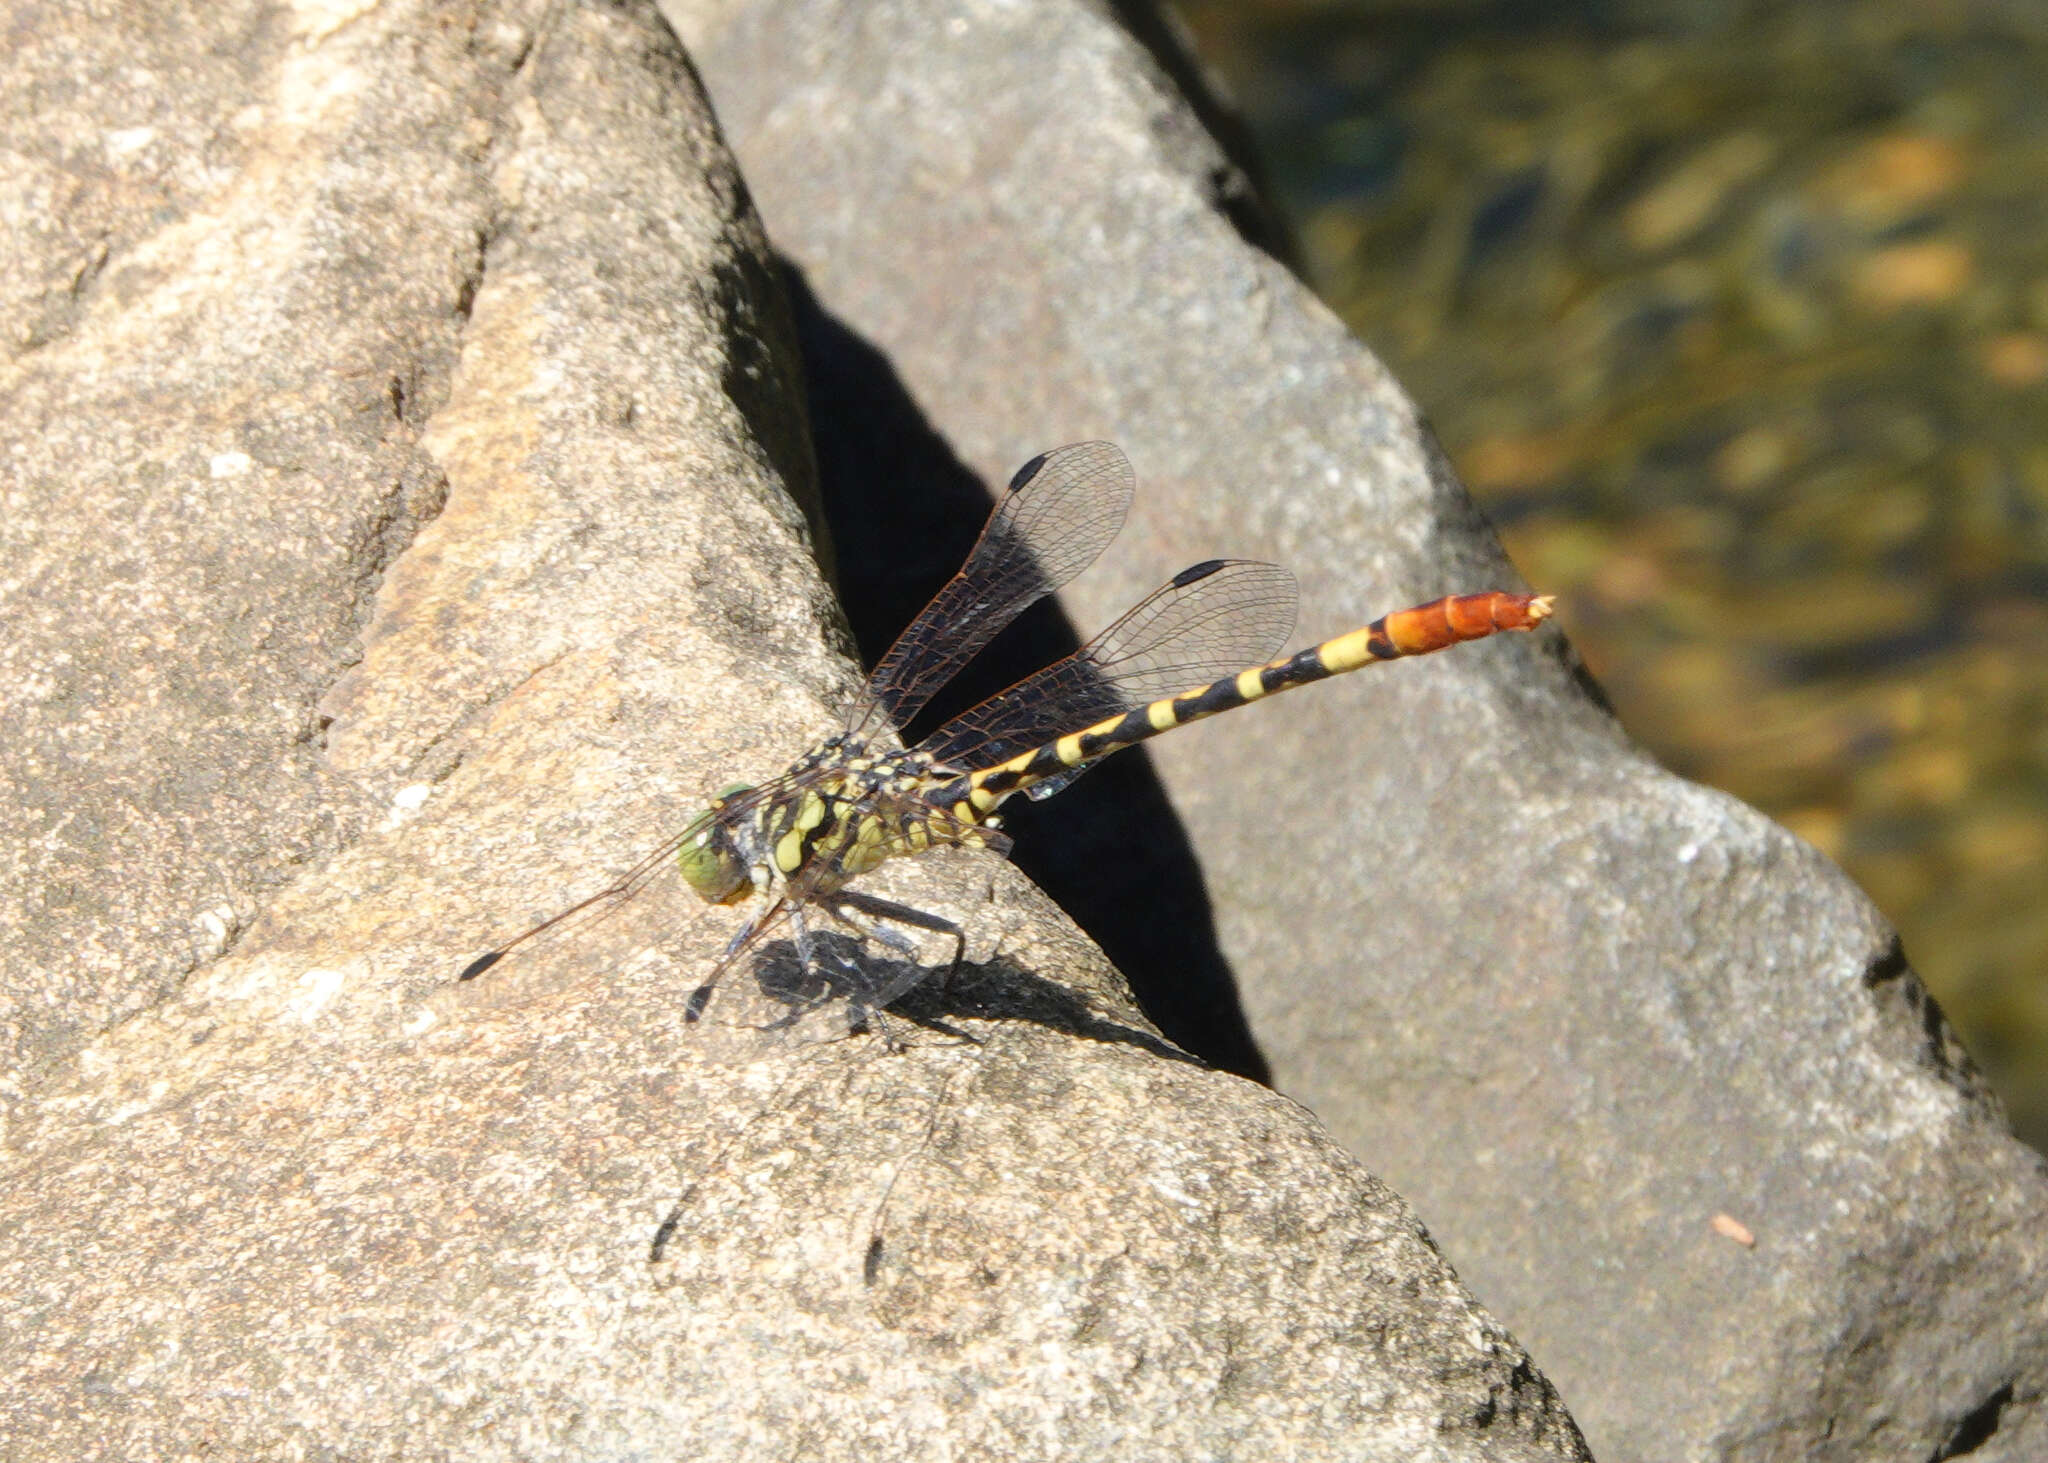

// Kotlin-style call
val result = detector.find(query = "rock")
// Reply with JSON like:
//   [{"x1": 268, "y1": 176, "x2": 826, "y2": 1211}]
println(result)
[
  {"x1": 0, "y1": 0, "x2": 482, "y2": 1109},
  {"x1": 0, "y1": 1, "x2": 1587, "y2": 1459},
  {"x1": 661, "y1": 1, "x2": 2048, "y2": 1460}
]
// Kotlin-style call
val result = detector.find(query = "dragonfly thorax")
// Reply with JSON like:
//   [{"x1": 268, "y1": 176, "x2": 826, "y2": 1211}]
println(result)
[{"x1": 674, "y1": 735, "x2": 997, "y2": 908}]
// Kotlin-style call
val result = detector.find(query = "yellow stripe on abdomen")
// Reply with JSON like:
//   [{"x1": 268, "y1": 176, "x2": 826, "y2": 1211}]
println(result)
[
  {"x1": 1311, "y1": 624, "x2": 1379, "y2": 675},
  {"x1": 957, "y1": 590, "x2": 1553, "y2": 808}
]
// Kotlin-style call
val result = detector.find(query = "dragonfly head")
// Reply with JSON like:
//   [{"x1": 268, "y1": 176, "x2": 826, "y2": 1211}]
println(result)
[{"x1": 676, "y1": 783, "x2": 755, "y2": 905}]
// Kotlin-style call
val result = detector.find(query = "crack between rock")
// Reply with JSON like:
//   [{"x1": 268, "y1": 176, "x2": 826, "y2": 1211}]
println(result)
[
  {"x1": 1928, "y1": 1380, "x2": 2013, "y2": 1461},
  {"x1": 1860, "y1": 932, "x2": 2004, "y2": 1116}
]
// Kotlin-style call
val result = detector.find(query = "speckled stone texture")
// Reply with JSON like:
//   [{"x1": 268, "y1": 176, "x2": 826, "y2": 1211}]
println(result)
[
  {"x1": 0, "y1": 2, "x2": 1587, "y2": 1460},
  {"x1": 662, "y1": 2, "x2": 2048, "y2": 1461}
]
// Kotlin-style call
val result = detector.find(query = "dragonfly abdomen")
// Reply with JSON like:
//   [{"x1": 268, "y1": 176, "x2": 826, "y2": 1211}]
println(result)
[
  {"x1": 954, "y1": 590, "x2": 1553, "y2": 814},
  {"x1": 1313, "y1": 589, "x2": 1554, "y2": 675}
]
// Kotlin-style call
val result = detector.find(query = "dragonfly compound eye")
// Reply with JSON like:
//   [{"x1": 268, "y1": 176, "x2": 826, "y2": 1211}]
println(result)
[{"x1": 676, "y1": 805, "x2": 752, "y2": 905}]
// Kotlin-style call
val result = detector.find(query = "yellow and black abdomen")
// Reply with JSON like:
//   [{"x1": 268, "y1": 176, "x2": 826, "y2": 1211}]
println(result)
[{"x1": 956, "y1": 590, "x2": 1551, "y2": 813}]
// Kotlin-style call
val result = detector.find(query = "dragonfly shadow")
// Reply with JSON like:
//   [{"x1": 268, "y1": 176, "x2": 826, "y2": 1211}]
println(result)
[
  {"x1": 922, "y1": 955, "x2": 1208, "y2": 1070},
  {"x1": 706, "y1": 932, "x2": 968, "y2": 1047},
  {"x1": 716, "y1": 932, "x2": 1205, "y2": 1070},
  {"x1": 782, "y1": 258, "x2": 1272, "y2": 1087}
]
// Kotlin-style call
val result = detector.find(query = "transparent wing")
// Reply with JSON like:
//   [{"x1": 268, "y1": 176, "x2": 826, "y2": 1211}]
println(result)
[
  {"x1": 451, "y1": 832, "x2": 695, "y2": 987},
  {"x1": 914, "y1": 559, "x2": 1298, "y2": 775},
  {"x1": 442, "y1": 853, "x2": 722, "y2": 1016},
  {"x1": 847, "y1": 442, "x2": 1135, "y2": 738},
  {"x1": 446, "y1": 769, "x2": 822, "y2": 1007},
  {"x1": 862, "y1": 798, "x2": 1016, "y2": 865}
]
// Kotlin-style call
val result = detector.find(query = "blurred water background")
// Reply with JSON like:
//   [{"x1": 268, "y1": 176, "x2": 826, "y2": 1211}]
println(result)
[{"x1": 1170, "y1": 0, "x2": 2048, "y2": 1153}]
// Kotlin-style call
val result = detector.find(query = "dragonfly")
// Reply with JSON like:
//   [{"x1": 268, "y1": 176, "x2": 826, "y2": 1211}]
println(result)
[{"x1": 457, "y1": 441, "x2": 1553, "y2": 1034}]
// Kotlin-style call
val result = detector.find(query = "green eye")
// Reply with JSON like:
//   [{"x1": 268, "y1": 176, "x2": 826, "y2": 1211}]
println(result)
[{"x1": 676, "y1": 792, "x2": 753, "y2": 904}]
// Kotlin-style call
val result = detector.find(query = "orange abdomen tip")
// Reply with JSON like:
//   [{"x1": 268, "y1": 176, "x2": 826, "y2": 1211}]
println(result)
[
  {"x1": 1444, "y1": 590, "x2": 1554, "y2": 635},
  {"x1": 1386, "y1": 590, "x2": 1556, "y2": 654}
]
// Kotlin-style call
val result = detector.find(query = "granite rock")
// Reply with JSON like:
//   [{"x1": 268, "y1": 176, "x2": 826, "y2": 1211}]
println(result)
[
  {"x1": 0, "y1": 2, "x2": 1588, "y2": 1459},
  {"x1": 662, "y1": 2, "x2": 2048, "y2": 1460}
]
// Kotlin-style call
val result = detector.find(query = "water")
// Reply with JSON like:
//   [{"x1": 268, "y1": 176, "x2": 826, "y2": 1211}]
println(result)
[{"x1": 1175, "y1": 0, "x2": 2048, "y2": 1150}]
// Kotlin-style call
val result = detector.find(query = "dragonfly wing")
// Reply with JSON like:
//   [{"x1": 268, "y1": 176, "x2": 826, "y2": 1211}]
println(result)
[
  {"x1": 443, "y1": 849, "x2": 703, "y2": 1013},
  {"x1": 870, "y1": 801, "x2": 1014, "y2": 862},
  {"x1": 914, "y1": 559, "x2": 1298, "y2": 777},
  {"x1": 445, "y1": 769, "x2": 820, "y2": 1009},
  {"x1": 847, "y1": 442, "x2": 1134, "y2": 737},
  {"x1": 1022, "y1": 765, "x2": 1085, "y2": 802}
]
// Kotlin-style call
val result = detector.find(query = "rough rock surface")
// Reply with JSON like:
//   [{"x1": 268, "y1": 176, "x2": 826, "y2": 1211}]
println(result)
[
  {"x1": 0, "y1": 2, "x2": 1588, "y2": 1459},
  {"x1": 662, "y1": 1, "x2": 2048, "y2": 1460},
  {"x1": 0, "y1": 0, "x2": 470, "y2": 1114}
]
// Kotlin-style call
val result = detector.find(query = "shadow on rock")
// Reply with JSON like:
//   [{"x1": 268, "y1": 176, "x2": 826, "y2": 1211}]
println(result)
[
  {"x1": 700, "y1": 932, "x2": 1205, "y2": 1073},
  {"x1": 782, "y1": 257, "x2": 1271, "y2": 1086}
]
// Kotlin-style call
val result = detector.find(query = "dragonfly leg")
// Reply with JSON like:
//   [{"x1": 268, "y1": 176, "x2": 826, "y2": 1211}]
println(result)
[
  {"x1": 787, "y1": 901, "x2": 845, "y2": 1005},
  {"x1": 824, "y1": 890, "x2": 967, "y2": 1012},
  {"x1": 748, "y1": 898, "x2": 882, "y2": 1039},
  {"x1": 687, "y1": 893, "x2": 783, "y2": 1023}
]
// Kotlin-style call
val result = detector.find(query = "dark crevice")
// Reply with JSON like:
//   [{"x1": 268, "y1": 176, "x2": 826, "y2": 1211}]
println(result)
[
  {"x1": 648, "y1": 1206, "x2": 682, "y2": 1266},
  {"x1": 709, "y1": 238, "x2": 823, "y2": 559},
  {"x1": 780, "y1": 258, "x2": 1271, "y2": 1086},
  {"x1": 453, "y1": 223, "x2": 490, "y2": 323},
  {"x1": 315, "y1": 187, "x2": 493, "y2": 768},
  {"x1": 353, "y1": 463, "x2": 448, "y2": 584},
  {"x1": 15, "y1": 237, "x2": 114, "y2": 354},
  {"x1": 70, "y1": 236, "x2": 113, "y2": 299},
  {"x1": 330, "y1": 211, "x2": 490, "y2": 648},
  {"x1": 488, "y1": 14, "x2": 538, "y2": 74},
  {"x1": 1929, "y1": 1381, "x2": 2011, "y2": 1461},
  {"x1": 1862, "y1": 933, "x2": 2001, "y2": 1116},
  {"x1": 1108, "y1": 0, "x2": 1301, "y2": 270}
]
